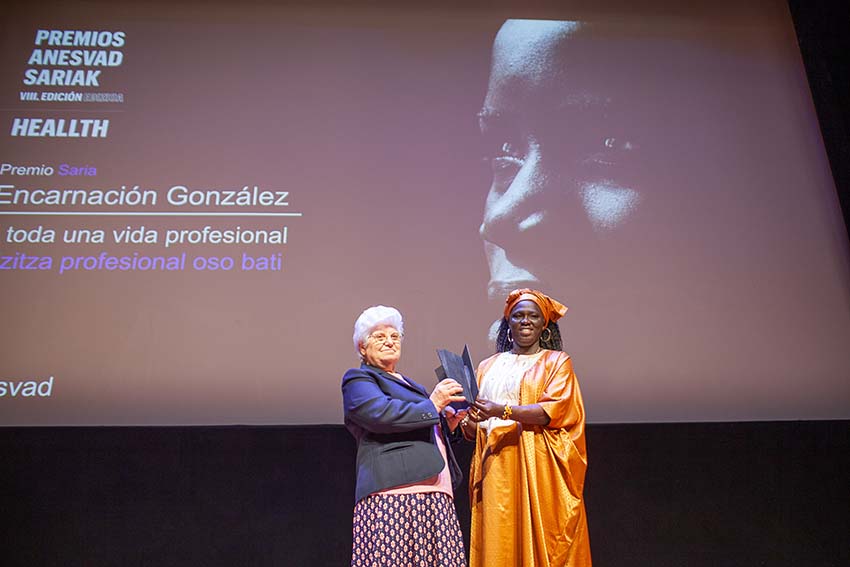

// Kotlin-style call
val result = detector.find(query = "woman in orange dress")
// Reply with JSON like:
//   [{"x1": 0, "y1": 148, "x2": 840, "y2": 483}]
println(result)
[{"x1": 462, "y1": 289, "x2": 591, "y2": 567}]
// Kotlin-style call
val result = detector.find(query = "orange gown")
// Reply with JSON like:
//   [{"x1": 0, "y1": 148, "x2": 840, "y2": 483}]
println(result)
[{"x1": 469, "y1": 349, "x2": 591, "y2": 567}]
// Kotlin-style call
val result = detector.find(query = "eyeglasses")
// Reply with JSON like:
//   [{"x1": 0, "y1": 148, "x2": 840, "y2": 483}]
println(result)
[{"x1": 368, "y1": 332, "x2": 403, "y2": 344}]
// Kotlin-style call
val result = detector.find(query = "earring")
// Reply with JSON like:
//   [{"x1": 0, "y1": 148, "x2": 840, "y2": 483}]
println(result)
[
  {"x1": 540, "y1": 328, "x2": 552, "y2": 343},
  {"x1": 507, "y1": 328, "x2": 513, "y2": 344}
]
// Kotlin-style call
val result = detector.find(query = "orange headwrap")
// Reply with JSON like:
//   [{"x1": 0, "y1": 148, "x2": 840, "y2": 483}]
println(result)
[{"x1": 504, "y1": 288, "x2": 568, "y2": 326}]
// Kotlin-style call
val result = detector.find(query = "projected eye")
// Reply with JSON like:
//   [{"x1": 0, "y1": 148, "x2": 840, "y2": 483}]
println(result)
[
  {"x1": 491, "y1": 141, "x2": 526, "y2": 170},
  {"x1": 586, "y1": 137, "x2": 637, "y2": 166},
  {"x1": 478, "y1": 111, "x2": 526, "y2": 172},
  {"x1": 483, "y1": 138, "x2": 527, "y2": 192}
]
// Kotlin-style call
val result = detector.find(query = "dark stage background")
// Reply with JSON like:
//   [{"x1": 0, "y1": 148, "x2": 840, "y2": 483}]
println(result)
[
  {"x1": 2, "y1": 421, "x2": 849, "y2": 566},
  {"x1": 3, "y1": 0, "x2": 850, "y2": 565}
]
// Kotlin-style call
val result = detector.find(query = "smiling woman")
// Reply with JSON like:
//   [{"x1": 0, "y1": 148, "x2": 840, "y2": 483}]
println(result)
[
  {"x1": 358, "y1": 325, "x2": 403, "y2": 373},
  {"x1": 462, "y1": 289, "x2": 591, "y2": 567},
  {"x1": 341, "y1": 305, "x2": 468, "y2": 566}
]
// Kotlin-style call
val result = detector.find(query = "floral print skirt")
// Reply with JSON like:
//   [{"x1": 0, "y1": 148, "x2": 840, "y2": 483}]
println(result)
[{"x1": 351, "y1": 492, "x2": 466, "y2": 567}]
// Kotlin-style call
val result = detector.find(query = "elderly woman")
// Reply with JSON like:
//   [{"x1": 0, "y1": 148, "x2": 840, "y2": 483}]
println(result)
[
  {"x1": 342, "y1": 305, "x2": 468, "y2": 567},
  {"x1": 461, "y1": 289, "x2": 592, "y2": 567}
]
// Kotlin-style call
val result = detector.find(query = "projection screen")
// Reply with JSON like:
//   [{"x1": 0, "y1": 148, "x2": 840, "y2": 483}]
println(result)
[{"x1": 1, "y1": 0, "x2": 849, "y2": 424}]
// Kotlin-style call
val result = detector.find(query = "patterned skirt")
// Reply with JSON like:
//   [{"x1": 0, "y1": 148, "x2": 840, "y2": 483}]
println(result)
[{"x1": 351, "y1": 491, "x2": 466, "y2": 567}]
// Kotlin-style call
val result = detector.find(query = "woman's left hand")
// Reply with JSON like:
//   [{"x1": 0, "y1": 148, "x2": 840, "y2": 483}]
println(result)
[{"x1": 469, "y1": 397, "x2": 503, "y2": 422}]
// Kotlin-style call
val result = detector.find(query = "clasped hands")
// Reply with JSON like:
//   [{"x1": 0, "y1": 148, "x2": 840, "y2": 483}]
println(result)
[{"x1": 430, "y1": 380, "x2": 505, "y2": 429}]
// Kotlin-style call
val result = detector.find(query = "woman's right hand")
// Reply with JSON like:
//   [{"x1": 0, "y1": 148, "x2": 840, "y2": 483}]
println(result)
[{"x1": 430, "y1": 379, "x2": 466, "y2": 413}]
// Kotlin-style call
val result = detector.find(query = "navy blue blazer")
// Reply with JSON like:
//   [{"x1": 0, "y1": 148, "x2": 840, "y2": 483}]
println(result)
[{"x1": 342, "y1": 363, "x2": 462, "y2": 502}]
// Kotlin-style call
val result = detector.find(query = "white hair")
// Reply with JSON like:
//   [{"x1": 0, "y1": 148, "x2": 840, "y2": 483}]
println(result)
[{"x1": 352, "y1": 305, "x2": 404, "y2": 357}]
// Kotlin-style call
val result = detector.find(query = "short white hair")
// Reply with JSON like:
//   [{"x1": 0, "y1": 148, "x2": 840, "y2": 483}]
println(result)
[{"x1": 353, "y1": 305, "x2": 404, "y2": 357}]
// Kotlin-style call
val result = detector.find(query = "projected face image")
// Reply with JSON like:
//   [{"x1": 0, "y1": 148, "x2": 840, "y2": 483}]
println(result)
[{"x1": 479, "y1": 20, "x2": 645, "y2": 309}]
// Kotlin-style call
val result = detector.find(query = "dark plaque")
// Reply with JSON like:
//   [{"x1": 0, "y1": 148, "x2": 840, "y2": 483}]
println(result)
[{"x1": 435, "y1": 344, "x2": 478, "y2": 410}]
